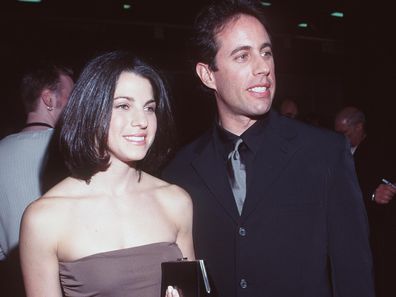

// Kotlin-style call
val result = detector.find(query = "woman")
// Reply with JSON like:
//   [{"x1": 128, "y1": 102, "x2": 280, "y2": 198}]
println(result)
[{"x1": 19, "y1": 51, "x2": 194, "y2": 297}]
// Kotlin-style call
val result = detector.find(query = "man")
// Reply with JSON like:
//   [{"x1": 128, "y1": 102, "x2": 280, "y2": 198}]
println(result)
[
  {"x1": 335, "y1": 106, "x2": 396, "y2": 297},
  {"x1": 0, "y1": 62, "x2": 73, "y2": 260},
  {"x1": 162, "y1": 1, "x2": 374, "y2": 296},
  {"x1": 279, "y1": 98, "x2": 299, "y2": 119},
  {"x1": 334, "y1": 106, "x2": 396, "y2": 204}
]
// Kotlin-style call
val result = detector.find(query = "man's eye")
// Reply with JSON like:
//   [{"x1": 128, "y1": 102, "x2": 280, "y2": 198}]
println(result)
[
  {"x1": 261, "y1": 50, "x2": 273, "y2": 57},
  {"x1": 235, "y1": 53, "x2": 248, "y2": 61}
]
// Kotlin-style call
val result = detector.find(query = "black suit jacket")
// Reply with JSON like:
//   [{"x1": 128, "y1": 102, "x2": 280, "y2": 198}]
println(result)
[
  {"x1": 353, "y1": 136, "x2": 396, "y2": 232},
  {"x1": 354, "y1": 137, "x2": 388, "y2": 202},
  {"x1": 353, "y1": 136, "x2": 396, "y2": 296},
  {"x1": 163, "y1": 111, "x2": 374, "y2": 297}
]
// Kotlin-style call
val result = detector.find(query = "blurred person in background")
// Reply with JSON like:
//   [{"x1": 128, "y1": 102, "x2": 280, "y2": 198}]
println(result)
[{"x1": 0, "y1": 61, "x2": 73, "y2": 295}]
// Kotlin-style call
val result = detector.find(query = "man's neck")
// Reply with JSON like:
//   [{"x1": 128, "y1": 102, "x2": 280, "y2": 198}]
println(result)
[
  {"x1": 22, "y1": 112, "x2": 54, "y2": 132},
  {"x1": 352, "y1": 134, "x2": 367, "y2": 155},
  {"x1": 218, "y1": 115, "x2": 257, "y2": 136}
]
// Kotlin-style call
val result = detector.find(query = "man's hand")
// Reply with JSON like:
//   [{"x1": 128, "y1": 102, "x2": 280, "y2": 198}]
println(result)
[{"x1": 373, "y1": 183, "x2": 396, "y2": 204}]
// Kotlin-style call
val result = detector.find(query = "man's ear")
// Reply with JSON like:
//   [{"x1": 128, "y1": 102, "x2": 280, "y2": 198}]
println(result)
[
  {"x1": 41, "y1": 89, "x2": 54, "y2": 109},
  {"x1": 355, "y1": 122, "x2": 363, "y2": 132},
  {"x1": 195, "y1": 63, "x2": 216, "y2": 90},
  {"x1": 357, "y1": 122, "x2": 366, "y2": 136}
]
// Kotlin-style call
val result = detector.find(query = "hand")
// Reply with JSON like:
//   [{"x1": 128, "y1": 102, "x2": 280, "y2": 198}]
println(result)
[
  {"x1": 165, "y1": 286, "x2": 181, "y2": 297},
  {"x1": 373, "y1": 183, "x2": 396, "y2": 204}
]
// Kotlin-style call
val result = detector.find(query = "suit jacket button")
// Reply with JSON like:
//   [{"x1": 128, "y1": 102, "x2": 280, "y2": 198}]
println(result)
[
  {"x1": 240, "y1": 278, "x2": 248, "y2": 289},
  {"x1": 239, "y1": 227, "x2": 246, "y2": 236}
]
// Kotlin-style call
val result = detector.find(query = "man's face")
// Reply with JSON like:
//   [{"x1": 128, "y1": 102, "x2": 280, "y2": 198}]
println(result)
[
  {"x1": 280, "y1": 100, "x2": 298, "y2": 119},
  {"x1": 57, "y1": 74, "x2": 74, "y2": 109},
  {"x1": 53, "y1": 74, "x2": 74, "y2": 122},
  {"x1": 334, "y1": 119, "x2": 362, "y2": 147},
  {"x1": 200, "y1": 14, "x2": 276, "y2": 127}
]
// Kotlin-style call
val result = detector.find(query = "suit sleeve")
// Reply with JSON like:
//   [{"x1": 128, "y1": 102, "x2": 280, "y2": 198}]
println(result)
[{"x1": 327, "y1": 138, "x2": 375, "y2": 297}]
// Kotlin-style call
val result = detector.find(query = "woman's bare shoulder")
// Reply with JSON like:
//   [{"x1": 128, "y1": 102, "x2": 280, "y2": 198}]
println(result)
[
  {"x1": 146, "y1": 175, "x2": 192, "y2": 214},
  {"x1": 147, "y1": 176, "x2": 193, "y2": 237},
  {"x1": 22, "y1": 177, "x2": 86, "y2": 228},
  {"x1": 42, "y1": 176, "x2": 89, "y2": 198},
  {"x1": 143, "y1": 172, "x2": 189, "y2": 198}
]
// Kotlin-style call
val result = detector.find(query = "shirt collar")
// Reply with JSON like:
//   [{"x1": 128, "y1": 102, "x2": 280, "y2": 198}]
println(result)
[{"x1": 214, "y1": 113, "x2": 270, "y2": 159}]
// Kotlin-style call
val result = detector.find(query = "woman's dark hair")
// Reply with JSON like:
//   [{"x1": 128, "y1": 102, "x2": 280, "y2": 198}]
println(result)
[
  {"x1": 192, "y1": 0, "x2": 270, "y2": 71},
  {"x1": 60, "y1": 50, "x2": 175, "y2": 181}
]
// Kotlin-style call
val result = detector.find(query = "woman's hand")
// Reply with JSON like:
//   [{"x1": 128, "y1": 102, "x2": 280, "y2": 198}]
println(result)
[{"x1": 166, "y1": 285, "x2": 182, "y2": 297}]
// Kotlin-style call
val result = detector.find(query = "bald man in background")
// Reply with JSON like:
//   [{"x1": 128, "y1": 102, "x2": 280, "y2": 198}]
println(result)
[
  {"x1": 279, "y1": 98, "x2": 299, "y2": 119},
  {"x1": 334, "y1": 106, "x2": 395, "y2": 204},
  {"x1": 335, "y1": 106, "x2": 396, "y2": 297}
]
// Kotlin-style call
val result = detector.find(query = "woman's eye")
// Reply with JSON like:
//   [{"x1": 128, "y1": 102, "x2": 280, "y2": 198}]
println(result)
[
  {"x1": 145, "y1": 105, "x2": 156, "y2": 112},
  {"x1": 116, "y1": 104, "x2": 129, "y2": 110}
]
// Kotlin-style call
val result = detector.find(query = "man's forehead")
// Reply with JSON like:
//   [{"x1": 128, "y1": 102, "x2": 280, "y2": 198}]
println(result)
[
  {"x1": 216, "y1": 14, "x2": 267, "y2": 38},
  {"x1": 341, "y1": 118, "x2": 350, "y2": 125}
]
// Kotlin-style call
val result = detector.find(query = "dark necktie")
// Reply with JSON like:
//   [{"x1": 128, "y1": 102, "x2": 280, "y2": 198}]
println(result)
[{"x1": 227, "y1": 138, "x2": 246, "y2": 215}]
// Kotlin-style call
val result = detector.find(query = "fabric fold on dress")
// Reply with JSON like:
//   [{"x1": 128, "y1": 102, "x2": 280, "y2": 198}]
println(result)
[{"x1": 59, "y1": 242, "x2": 182, "y2": 297}]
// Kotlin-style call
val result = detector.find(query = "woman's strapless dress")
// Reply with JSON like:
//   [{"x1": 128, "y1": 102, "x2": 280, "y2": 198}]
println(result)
[{"x1": 59, "y1": 242, "x2": 182, "y2": 297}]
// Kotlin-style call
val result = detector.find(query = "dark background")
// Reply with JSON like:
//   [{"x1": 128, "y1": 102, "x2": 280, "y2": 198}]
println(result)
[{"x1": 1, "y1": 0, "x2": 394, "y2": 147}]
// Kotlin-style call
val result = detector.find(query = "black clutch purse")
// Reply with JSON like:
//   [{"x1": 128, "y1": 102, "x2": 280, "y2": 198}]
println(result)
[{"x1": 161, "y1": 259, "x2": 212, "y2": 297}]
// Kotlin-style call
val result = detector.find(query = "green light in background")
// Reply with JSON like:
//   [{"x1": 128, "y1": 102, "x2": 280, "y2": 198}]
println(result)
[
  {"x1": 123, "y1": 4, "x2": 131, "y2": 10},
  {"x1": 260, "y1": 2, "x2": 272, "y2": 7},
  {"x1": 330, "y1": 11, "x2": 344, "y2": 18},
  {"x1": 298, "y1": 23, "x2": 308, "y2": 28},
  {"x1": 18, "y1": 0, "x2": 42, "y2": 3}
]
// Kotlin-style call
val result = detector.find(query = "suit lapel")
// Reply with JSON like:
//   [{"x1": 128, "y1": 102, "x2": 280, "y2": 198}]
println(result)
[
  {"x1": 190, "y1": 112, "x2": 300, "y2": 222},
  {"x1": 192, "y1": 134, "x2": 240, "y2": 223},
  {"x1": 242, "y1": 112, "x2": 299, "y2": 219}
]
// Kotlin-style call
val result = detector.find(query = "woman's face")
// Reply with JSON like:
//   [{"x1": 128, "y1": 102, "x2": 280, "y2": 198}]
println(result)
[{"x1": 107, "y1": 71, "x2": 157, "y2": 164}]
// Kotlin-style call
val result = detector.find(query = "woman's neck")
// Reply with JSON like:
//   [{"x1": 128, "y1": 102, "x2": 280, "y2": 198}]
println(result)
[{"x1": 89, "y1": 161, "x2": 142, "y2": 196}]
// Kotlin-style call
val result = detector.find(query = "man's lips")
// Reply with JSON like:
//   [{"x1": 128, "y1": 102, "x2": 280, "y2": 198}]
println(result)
[
  {"x1": 247, "y1": 83, "x2": 271, "y2": 96},
  {"x1": 247, "y1": 86, "x2": 268, "y2": 93}
]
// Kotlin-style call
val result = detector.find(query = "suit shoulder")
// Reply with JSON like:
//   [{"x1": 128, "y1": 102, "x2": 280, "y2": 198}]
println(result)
[
  {"x1": 162, "y1": 130, "x2": 211, "y2": 180},
  {"x1": 168, "y1": 130, "x2": 211, "y2": 164},
  {"x1": 281, "y1": 117, "x2": 345, "y2": 149}
]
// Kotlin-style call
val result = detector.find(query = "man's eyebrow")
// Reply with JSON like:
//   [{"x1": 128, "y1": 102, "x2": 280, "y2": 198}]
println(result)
[
  {"x1": 230, "y1": 42, "x2": 272, "y2": 56},
  {"x1": 260, "y1": 42, "x2": 272, "y2": 50},
  {"x1": 230, "y1": 45, "x2": 251, "y2": 56}
]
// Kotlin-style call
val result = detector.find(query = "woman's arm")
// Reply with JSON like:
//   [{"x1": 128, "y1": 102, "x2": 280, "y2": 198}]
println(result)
[
  {"x1": 19, "y1": 200, "x2": 63, "y2": 297},
  {"x1": 171, "y1": 186, "x2": 195, "y2": 260}
]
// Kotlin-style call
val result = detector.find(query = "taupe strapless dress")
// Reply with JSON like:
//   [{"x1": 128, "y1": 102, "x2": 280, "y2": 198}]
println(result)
[{"x1": 59, "y1": 242, "x2": 182, "y2": 297}]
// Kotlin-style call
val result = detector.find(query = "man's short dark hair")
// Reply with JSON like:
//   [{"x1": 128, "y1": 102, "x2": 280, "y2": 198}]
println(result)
[
  {"x1": 192, "y1": 0, "x2": 269, "y2": 71},
  {"x1": 20, "y1": 62, "x2": 73, "y2": 113},
  {"x1": 59, "y1": 50, "x2": 175, "y2": 181}
]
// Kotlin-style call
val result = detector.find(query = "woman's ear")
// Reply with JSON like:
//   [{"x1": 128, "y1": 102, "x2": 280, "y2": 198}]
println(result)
[{"x1": 195, "y1": 63, "x2": 216, "y2": 90}]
